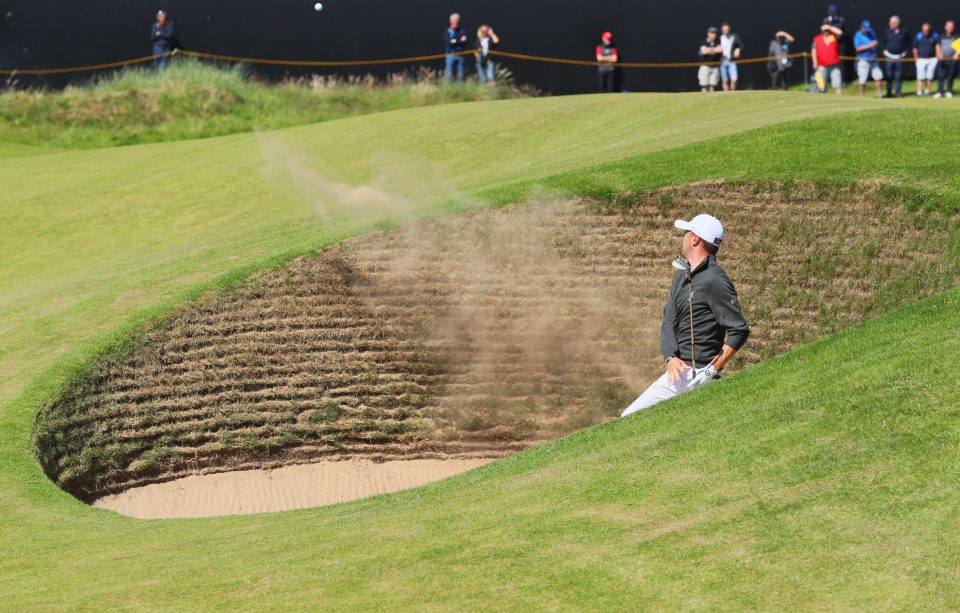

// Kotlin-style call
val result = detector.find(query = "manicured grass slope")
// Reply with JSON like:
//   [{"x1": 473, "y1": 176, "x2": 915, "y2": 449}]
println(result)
[
  {"x1": 5, "y1": 290, "x2": 960, "y2": 609},
  {"x1": 1, "y1": 93, "x2": 959, "y2": 608}
]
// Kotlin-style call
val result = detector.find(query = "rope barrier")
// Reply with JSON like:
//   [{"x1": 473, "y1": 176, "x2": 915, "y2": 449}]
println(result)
[
  {"x1": 177, "y1": 48, "x2": 471, "y2": 67},
  {"x1": 837, "y1": 55, "x2": 924, "y2": 62},
  {"x1": 0, "y1": 51, "x2": 174, "y2": 75},
  {"x1": 0, "y1": 47, "x2": 935, "y2": 77},
  {"x1": 489, "y1": 50, "x2": 811, "y2": 68}
]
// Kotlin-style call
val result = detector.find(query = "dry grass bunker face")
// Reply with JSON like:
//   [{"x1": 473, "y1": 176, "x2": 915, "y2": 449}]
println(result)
[{"x1": 35, "y1": 182, "x2": 955, "y2": 505}]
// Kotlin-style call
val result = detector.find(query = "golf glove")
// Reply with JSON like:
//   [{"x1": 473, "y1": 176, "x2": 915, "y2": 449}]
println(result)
[{"x1": 688, "y1": 364, "x2": 717, "y2": 389}]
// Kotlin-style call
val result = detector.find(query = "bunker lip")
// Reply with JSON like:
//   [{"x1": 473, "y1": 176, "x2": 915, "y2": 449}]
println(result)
[
  {"x1": 93, "y1": 457, "x2": 494, "y2": 519},
  {"x1": 35, "y1": 181, "x2": 953, "y2": 505}
]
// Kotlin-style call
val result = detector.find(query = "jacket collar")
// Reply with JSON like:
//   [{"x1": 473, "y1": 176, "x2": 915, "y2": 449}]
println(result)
[{"x1": 688, "y1": 254, "x2": 715, "y2": 277}]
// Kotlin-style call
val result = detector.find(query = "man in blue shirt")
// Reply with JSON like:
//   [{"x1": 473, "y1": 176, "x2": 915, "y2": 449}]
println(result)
[
  {"x1": 444, "y1": 13, "x2": 468, "y2": 83},
  {"x1": 913, "y1": 22, "x2": 940, "y2": 96},
  {"x1": 854, "y1": 20, "x2": 885, "y2": 97},
  {"x1": 882, "y1": 15, "x2": 911, "y2": 97},
  {"x1": 151, "y1": 10, "x2": 175, "y2": 71}
]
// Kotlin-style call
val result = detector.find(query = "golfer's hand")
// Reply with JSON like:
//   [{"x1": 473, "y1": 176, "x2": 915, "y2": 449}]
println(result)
[
  {"x1": 688, "y1": 364, "x2": 718, "y2": 389},
  {"x1": 666, "y1": 358, "x2": 690, "y2": 385}
]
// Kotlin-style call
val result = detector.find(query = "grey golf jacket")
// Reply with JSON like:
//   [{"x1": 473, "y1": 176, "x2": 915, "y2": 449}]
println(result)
[{"x1": 660, "y1": 254, "x2": 750, "y2": 369}]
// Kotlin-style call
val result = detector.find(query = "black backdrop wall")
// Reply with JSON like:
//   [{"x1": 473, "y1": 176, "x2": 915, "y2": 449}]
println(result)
[{"x1": 0, "y1": 1, "x2": 955, "y2": 93}]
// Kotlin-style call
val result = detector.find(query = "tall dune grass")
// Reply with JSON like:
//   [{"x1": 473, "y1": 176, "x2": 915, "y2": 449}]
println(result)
[{"x1": 0, "y1": 59, "x2": 535, "y2": 149}]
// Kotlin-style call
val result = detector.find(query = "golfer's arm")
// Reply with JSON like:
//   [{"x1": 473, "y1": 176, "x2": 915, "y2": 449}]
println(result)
[
  {"x1": 708, "y1": 275, "x2": 750, "y2": 369},
  {"x1": 710, "y1": 345, "x2": 737, "y2": 371}
]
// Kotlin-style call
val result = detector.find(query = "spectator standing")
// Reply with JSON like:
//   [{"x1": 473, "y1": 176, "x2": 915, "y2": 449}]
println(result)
[
  {"x1": 883, "y1": 16, "x2": 911, "y2": 97},
  {"x1": 767, "y1": 31, "x2": 795, "y2": 90},
  {"x1": 596, "y1": 31, "x2": 619, "y2": 93},
  {"x1": 698, "y1": 27, "x2": 723, "y2": 92},
  {"x1": 913, "y1": 23, "x2": 940, "y2": 96},
  {"x1": 823, "y1": 4, "x2": 846, "y2": 34},
  {"x1": 854, "y1": 20, "x2": 885, "y2": 97},
  {"x1": 719, "y1": 23, "x2": 744, "y2": 91},
  {"x1": 936, "y1": 20, "x2": 958, "y2": 98},
  {"x1": 151, "y1": 10, "x2": 175, "y2": 71},
  {"x1": 813, "y1": 22, "x2": 844, "y2": 94},
  {"x1": 823, "y1": 4, "x2": 847, "y2": 74},
  {"x1": 444, "y1": 13, "x2": 468, "y2": 83},
  {"x1": 474, "y1": 25, "x2": 500, "y2": 84}
]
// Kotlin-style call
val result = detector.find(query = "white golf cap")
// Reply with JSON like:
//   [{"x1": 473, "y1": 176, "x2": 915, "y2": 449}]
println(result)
[{"x1": 674, "y1": 214, "x2": 724, "y2": 247}]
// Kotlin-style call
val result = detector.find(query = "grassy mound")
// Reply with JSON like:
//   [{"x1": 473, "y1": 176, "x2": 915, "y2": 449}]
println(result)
[
  {"x1": 3, "y1": 95, "x2": 960, "y2": 608},
  {"x1": 36, "y1": 182, "x2": 958, "y2": 500},
  {"x1": 0, "y1": 60, "x2": 532, "y2": 149}
]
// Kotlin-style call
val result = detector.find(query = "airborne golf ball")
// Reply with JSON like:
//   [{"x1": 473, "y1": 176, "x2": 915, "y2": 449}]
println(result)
[{"x1": 314, "y1": 2, "x2": 322, "y2": 10}]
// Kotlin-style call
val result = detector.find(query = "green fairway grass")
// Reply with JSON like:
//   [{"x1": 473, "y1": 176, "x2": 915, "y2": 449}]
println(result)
[{"x1": 2, "y1": 91, "x2": 959, "y2": 609}]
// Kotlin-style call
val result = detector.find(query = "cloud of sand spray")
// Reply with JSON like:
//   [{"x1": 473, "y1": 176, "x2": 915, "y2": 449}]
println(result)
[
  {"x1": 344, "y1": 200, "x2": 667, "y2": 434},
  {"x1": 255, "y1": 133, "x2": 475, "y2": 228},
  {"x1": 254, "y1": 134, "x2": 665, "y2": 430}
]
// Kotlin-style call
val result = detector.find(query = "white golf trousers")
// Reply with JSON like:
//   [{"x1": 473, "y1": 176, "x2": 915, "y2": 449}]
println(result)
[{"x1": 621, "y1": 371, "x2": 716, "y2": 417}]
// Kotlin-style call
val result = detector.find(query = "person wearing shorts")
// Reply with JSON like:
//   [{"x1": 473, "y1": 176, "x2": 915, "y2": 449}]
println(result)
[
  {"x1": 813, "y1": 22, "x2": 844, "y2": 94},
  {"x1": 936, "y1": 20, "x2": 958, "y2": 98},
  {"x1": 719, "y1": 22, "x2": 743, "y2": 91},
  {"x1": 698, "y1": 27, "x2": 722, "y2": 91},
  {"x1": 854, "y1": 20, "x2": 885, "y2": 97},
  {"x1": 914, "y1": 23, "x2": 940, "y2": 96}
]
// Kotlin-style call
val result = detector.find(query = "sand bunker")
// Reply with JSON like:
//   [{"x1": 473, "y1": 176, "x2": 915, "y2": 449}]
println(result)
[
  {"x1": 38, "y1": 182, "x2": 954, "y2": 511},
  {"x1": 94, "y1": 458, "x2": 490, "y2": 519}
]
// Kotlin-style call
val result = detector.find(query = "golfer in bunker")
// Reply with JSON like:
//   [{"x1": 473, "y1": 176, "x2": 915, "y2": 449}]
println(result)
[{"x1": 622, "y1": 214, "x2": 750, "y2": 417}]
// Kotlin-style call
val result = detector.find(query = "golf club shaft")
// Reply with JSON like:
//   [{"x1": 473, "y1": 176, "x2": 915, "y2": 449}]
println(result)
[{"x1": 688, "y1": 272, "x2": 695, "y2": 371}]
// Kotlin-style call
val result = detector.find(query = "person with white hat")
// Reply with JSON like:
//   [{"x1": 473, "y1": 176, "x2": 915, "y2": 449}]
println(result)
[{"x1": 621, "y1": 214, "x2": 750, "y2": 417}]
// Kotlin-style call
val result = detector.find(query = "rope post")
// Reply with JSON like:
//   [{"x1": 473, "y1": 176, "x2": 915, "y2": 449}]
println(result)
[{"x1": 803, "y1": 52, "x2": 809, "y2": 87}]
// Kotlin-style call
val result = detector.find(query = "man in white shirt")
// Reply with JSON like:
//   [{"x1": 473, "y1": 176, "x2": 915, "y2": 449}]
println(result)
[{"x1": 719, "y1": 22, "x2": 744, "y2": 91}]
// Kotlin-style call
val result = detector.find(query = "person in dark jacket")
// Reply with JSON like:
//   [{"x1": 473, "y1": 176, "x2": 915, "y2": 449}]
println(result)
[
  {"x1": 444, "y1": 13, "x2": 468, "y2": 83},
  {"x1": 883, "y1": 15, "x2": 911, "y2": 97},
  {"x1": 621, "y1": 214, "x2": 750, "y2": 417},
  {"x1": 823, "y1": 4, "x2": 846, "y2": 34},
  {"x1": 698, "y1": 27, "x2": 723, "y2": 92},
  {"x1": 151, "y1": 10, "x2": 175, "y2": 71},
  {"x1": 596, "y1": 31, "x2": 619, "y2": 93}
]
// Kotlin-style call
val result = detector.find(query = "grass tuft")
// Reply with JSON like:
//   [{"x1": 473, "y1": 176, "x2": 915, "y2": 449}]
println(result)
[{"x1": 0, "y1": 59, "x2": 534, "y2": 149}]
